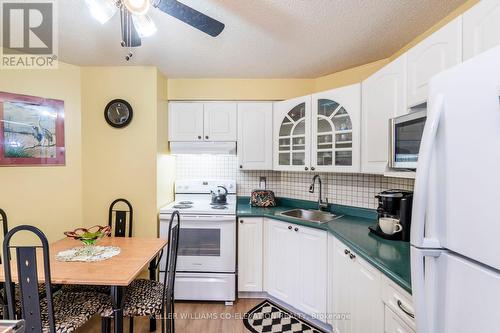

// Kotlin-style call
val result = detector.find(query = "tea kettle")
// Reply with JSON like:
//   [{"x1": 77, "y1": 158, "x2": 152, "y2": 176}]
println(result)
[{"x1": 210, "y1": 186, "x2": 228, "y2": 204}]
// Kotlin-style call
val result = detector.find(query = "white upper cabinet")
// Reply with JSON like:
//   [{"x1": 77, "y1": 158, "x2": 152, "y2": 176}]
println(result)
[
  {"x1": 312, "y1": 84, "x2": 361, "y2": 172},
  {"x1": 237, "y1": 103, "x2": 273, "y2": 170},
  {"x1": 168, "y1": 102, "x2": 204, "y2": 141},
  {"x1": 168, "y1": 102, "x2": 237, "y2": 142},
  {"x1": 361, "y1": 55, "x2": 407, "y2": 174},
  {"x1": 463, "y1": 0, "x2": 500, "y2": 60},
  {"x1": 203, "y1": 102, "x2": 237, "y2": 141},
  {"x1": 273, "y1": 96, "x2": 312, "y2": 171},
  {"x1": 407, "y1": 16, "x2": 462, "y2": 107}
]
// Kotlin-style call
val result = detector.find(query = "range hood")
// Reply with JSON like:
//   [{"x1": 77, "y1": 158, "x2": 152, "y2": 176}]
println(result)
[{"x1": 169, "y1": 142, "x2": 237, "y2": 155}]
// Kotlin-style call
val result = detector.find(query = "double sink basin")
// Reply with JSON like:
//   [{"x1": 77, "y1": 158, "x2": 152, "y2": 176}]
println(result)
[{"x1": 279, "y1": 208, "x2": 343, "y2": 224}]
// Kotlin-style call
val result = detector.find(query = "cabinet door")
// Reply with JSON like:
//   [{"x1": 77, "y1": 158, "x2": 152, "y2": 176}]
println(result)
[
  {"x1": 332, "y1": 238, "x2": 353, "y2": 333},
  {"x1": 407, "y1": 16, "x2": 462, "y2": 107},
  {"x1": 361, "y1": 55, "x2": 407, "y2": 174},
  {"x1": 238, "y1": 218, "x2": 263, "y2": 292},
  {"x1": 312, "y1": 84, "x2": 361, "y2": 172},
  {"x1": 351, "y1": 255, "x2": 384, "y2": 333},
  {"x1": 295, "y1": 225, "x2": 328, "y2": 319},
  {"x1": 273, "y1": 96, "x2": 312, "y2": 171},
  {"x1": 385, "y1": 307, "x2": 415, "y2": 333},
  {"x1": 237, "y1": 103, "x2": 273, "y2": 170},
  {"x1": 265, "y1": 220, "x2": 297, "y2": 304},
  {"x1": 204, "y1": 102, "x2": 237, "y2": 141},
  {"x1": 168, "y1": 102, "x2": 204, "y2": 141},
  {"x1": 463, "y1": 0, "x2": 500, "y2": 60}
]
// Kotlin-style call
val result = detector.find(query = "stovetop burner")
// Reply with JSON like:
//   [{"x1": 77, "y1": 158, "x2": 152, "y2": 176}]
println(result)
[
  {"x1": 211, "y1": 205, "x2": 228, "y2": 210},
  {"x1": 210, "y1": 202, "x2": 227, "y2": 206},
  {"x1": 178, "y1": 201, "x2": 194, "y2": 205},
  {"x1": 173, "y1": 204, "x2": 193, "y2": 209}
]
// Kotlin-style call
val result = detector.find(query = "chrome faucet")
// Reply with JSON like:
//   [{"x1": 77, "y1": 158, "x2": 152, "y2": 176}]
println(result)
[{"x1": 309, "y1": 175, "x2": 329, "y2": 211}]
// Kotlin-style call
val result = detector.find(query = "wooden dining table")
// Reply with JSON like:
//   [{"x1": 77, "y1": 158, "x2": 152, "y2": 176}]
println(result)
[{"x1": 0, "y1": 236, "x2": 167, "y2": 333}]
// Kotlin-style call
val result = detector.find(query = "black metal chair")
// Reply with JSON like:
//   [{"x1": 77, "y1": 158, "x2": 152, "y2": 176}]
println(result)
[
  {"x1": 0, "y1": 208, "x2": 9, "y2": 317},
  {"x1": 108, "y1": 199, "x2": 133, "y2": 238},
  {"x1": 100, "y1": 211, "x2": 181, "y2": 333},
  {"x1": 3, "y1": 225, "x2": 111, "y2": 332}
]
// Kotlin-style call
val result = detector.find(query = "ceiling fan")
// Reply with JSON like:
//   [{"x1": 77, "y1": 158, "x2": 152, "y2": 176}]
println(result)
[{"x1": 85, "y1": 0, "x2": 225, "y2": 59}]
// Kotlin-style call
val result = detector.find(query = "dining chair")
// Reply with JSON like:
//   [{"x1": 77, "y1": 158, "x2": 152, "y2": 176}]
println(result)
[
  {"x1": 108, "y1": 199, "x2": 133, "y2": 237},
  {"x1": 0, "y1": 208, "x2": 8, "y2": 318},
  {"x1": 100, "y1": 211, "x2": 181, "y2": 333},
  {"x1": 3, "y1": 225, "x2": 111, "y2": 332}
]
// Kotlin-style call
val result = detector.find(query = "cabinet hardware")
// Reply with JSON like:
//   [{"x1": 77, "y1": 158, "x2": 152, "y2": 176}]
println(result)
[
  {"x1": 288, "y1": 226, "x2": 292, "y2": 230},
  {"x1": 311, "y1": 167, "x2": 315, "y2": 171},
  {"x1": 294, "y1": 227, "x2": 299, "y2": 232},
  {"x1": 205, "y1": 135, "x2": 209, "y2": 139},
  {"x1": 397, "y1": 300, "x2": 415, "y2": 318},
  {"x1": 197, "y1": 135, "x2": 202, "y2": 139},
  {"x1": 305, "y1": 167, "x2": 309, "y2": 171},
  {"x1": 239, "y1": 220, "x2": 243, "y2": 224},
  {"x1": 239, "y1": 165, "x2": 243, "y2": 169},
  {"x1": 344, "y1": 249, "x2": 350, "y2": 255},
  {"x1": 349, "y1": 253, "x2": 356, "y2": 260}
]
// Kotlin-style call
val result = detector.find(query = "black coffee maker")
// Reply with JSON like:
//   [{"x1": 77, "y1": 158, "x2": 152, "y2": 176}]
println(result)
[{"x1": 370, "y1": 189, "x2": 413, "y2": 241}]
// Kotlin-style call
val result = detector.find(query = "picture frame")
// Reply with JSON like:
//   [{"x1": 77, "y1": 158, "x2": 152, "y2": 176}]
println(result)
[{"x1": 0, "y1": 91, "x2": 65, "y2": 166}]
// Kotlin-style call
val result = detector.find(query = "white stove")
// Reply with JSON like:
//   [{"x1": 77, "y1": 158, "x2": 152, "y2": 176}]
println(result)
[{"x1": 159, "y1": 180, "x2": 237, "y2": 305}]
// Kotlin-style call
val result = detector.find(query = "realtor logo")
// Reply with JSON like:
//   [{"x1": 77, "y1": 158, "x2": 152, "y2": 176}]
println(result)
[{"x1": 1, "y1": 0, "x2": 58, "y2": 69}]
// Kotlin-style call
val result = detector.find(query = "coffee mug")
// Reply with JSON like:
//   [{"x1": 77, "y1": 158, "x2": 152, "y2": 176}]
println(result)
[{"x1": 379, "y1": 217, "x2": 403, "y2": 235}]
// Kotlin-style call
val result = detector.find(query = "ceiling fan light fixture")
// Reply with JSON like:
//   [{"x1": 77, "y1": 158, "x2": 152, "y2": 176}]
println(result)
[
  {"x1": 132, "y1": 14, "x2": 157, "y2": 37},
  {"x1": 122, "y1": 0, "x2": 150, "y2": 16},
  {"x1": 85, "y1": 0, "x2": 117, "y2": 24}
]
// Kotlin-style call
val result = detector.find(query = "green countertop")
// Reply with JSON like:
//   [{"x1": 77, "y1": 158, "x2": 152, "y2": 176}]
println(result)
[{"x1": 237, "y1": 197, "x2": 412, "y2": 294}]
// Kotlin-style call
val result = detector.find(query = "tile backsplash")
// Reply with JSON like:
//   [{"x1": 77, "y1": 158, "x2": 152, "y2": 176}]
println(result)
[{"x1": 175, "y1": 155, "x2": 414, "y2": 209}]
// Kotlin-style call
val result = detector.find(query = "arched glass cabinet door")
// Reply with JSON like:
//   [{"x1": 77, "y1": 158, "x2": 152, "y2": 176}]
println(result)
[
  {"x1": 278, "y1": 103, "x2": 307, "y2": 167},
  {"x1": 316, "y1": 99, "x2": 353, "y2": 167}
]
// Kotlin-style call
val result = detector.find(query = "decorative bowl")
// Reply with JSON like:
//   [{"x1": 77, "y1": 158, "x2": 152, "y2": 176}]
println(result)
[{"x1": 64, "y1": 225, "x2": 111, "y2": 246}]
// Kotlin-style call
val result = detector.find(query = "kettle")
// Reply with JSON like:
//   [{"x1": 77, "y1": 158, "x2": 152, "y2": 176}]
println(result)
[{"x1": 210, "y1": 186, "x2": 228, "y2": 204}]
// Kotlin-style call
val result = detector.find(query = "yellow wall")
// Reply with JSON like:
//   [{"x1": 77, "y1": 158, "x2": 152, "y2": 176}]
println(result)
[
  {"x1": 0, "y1": 63, "x2": 83, "y2": 242},
  {"x1": 81, "y1": 67, "x2": 163, "y2": 238}
]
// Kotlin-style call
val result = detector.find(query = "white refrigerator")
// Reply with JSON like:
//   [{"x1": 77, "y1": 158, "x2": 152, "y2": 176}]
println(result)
[{"x1": 411, "y1": 45, "x2": 500, "y2": 333}]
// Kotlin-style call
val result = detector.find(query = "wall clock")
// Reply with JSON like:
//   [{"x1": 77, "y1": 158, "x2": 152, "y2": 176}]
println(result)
[{"x1": 104, "y1": 99, "x2": 133, "y2": 128}]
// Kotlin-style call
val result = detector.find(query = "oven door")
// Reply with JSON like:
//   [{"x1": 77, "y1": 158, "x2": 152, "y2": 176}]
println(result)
[
  {"x1": 390, "y1": 110, "x2": 427, "y2": 169},
  {"x1": 161, "y1": 214, "x2": 236, "y2": 273}
]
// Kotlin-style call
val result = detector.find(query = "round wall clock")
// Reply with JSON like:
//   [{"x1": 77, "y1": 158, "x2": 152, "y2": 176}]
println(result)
[{"x1": 104, "y1": 99, "x2": 133, "y2": 128}]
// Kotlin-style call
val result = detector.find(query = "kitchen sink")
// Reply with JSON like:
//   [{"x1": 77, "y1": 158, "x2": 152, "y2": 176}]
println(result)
[{"x1": 279, "y1": 209, "x2": 342, "y2": 224}]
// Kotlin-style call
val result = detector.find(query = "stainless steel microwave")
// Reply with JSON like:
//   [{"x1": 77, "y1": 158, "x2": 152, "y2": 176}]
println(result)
[{"x1": 389, "y1": 110, "x2": 427, "y2": 169}]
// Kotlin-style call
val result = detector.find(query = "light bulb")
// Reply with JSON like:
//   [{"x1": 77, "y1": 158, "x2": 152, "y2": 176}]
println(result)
[
  {"x1": 132, "y1": 14, "x2": 157, "y2": 38},
  {"x1": 122, "y1": 0, "x2": 150, "y2": 16},
  {"x1": 85, "y1": 0, "x2": 117, "y2": 24}
]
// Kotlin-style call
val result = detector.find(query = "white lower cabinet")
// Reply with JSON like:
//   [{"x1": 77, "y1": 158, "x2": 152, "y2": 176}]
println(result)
[
  {"x1": 329, "y1": 236, "x2": 384, "y2": 333},
  {"x1": 265, "y1": 219, "x2": 327, "y2": 319},
  {"x1": 385, "y1": 307, "x2": 415, "y2": 333},
  {"x1": 238, "y1": 217, "x2": 263, "y2": 292}
]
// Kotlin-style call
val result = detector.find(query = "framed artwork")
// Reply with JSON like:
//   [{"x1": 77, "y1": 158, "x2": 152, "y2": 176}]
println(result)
[{"x1": 0, "y1": 92, "x2": 65, "y2": 166}]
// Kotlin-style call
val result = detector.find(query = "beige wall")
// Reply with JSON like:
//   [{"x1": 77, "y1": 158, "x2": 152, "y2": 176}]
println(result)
[
  {"x1": 0, "y1": 63, "x2": 83, "y2": 242},
  {"x1": 81, "y1": 67, "x2": 164, "y2": 238}
]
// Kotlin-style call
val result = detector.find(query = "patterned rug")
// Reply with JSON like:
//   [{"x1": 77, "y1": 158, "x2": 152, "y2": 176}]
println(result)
[{"x1": 243, "y1": 300, "x2": 327, "y2": 333}]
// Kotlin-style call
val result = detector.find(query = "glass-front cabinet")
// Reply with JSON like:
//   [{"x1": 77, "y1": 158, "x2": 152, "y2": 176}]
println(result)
[
  {"x1": 273, "y1": 96, "x2": 312, "y2": 171},
  {"x1": 273, "y1": 84, "x2": 360, "y2": 172},
  {"x1": 311, "y1": 84, "x2": 361, "y2": 172}
]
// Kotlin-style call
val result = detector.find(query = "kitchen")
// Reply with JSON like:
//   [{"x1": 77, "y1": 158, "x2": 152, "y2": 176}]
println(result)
[{"x1": 0, "y1": 1, "x2": 499, "y2": 333}]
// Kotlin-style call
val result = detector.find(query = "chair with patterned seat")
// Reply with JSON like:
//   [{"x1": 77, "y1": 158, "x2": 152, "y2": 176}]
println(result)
[
  {"x1": 3, "y1": 225, "x2": 111, "y2": 332},
  {"x1": 101, "y1": 210, "x2": 180, "y2": 333}
]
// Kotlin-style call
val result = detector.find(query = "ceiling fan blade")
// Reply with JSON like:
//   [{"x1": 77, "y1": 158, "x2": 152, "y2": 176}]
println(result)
[
  {"x1": 120, "y1": 8, "x2": 142, "y2": 47},
  {"x1": 156, "y1": 0, "x2": 225, "y2": 37}
]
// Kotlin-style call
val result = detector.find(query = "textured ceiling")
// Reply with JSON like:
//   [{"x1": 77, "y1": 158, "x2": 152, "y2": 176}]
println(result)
[{"x1": 58, "y1": 0, "x2": 466, "y2": 78}]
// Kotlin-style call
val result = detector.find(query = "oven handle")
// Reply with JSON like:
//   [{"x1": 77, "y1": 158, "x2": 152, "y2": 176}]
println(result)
[{"x1": 161, "y1": 214, "x2": 235, "y2": 223}]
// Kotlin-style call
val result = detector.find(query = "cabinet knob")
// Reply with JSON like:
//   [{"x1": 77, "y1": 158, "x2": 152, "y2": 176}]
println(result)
[
  {"x1": 288, "y1": 226, "x2": 292, "y2": 230},
  {"x1": 294, "y1": 227, "x2": 299, "y2": 232},
  {"x1": 205, "y1": 135, "x2": 209, "y2": 139},
  {"x1": 311, "y1": 167, "x2": 315, "y2": 171},
  {"x1": 304, "y1": 167, "x2": 309, "y2": 171},
  {"x1": 239, "y1": 220, "x2": 243, "y2": 224},
  {"x1": 239, "y1": 165, "x2": 243, "y2": 169},
  {"x1": 197, "y1": 135, "x2": 202, "y2": 139},
  {"x1": 349, "y1": 253, "x2": 356, "y2": 260},
  {"x1": 344, "y1": 249, "x2": 350, "y2": 255}
]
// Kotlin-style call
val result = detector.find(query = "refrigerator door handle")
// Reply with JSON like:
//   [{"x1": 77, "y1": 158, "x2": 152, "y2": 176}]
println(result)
[
  {"x1": 411, "y1": 247, "x2": 442, "y2": 333},
  {"x1": 411, "y1": 94, "x2": 444, "y2": 248}
]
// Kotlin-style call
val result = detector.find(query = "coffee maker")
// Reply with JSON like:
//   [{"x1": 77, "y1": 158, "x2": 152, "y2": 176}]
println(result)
[{"x1": 371, "y1": 189, "x2": 413, "y2": 241}]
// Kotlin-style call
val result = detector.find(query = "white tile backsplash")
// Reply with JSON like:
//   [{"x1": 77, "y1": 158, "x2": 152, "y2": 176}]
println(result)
[{"x1": 175, "y1": 155, "x2": 414, "y2": 209}]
